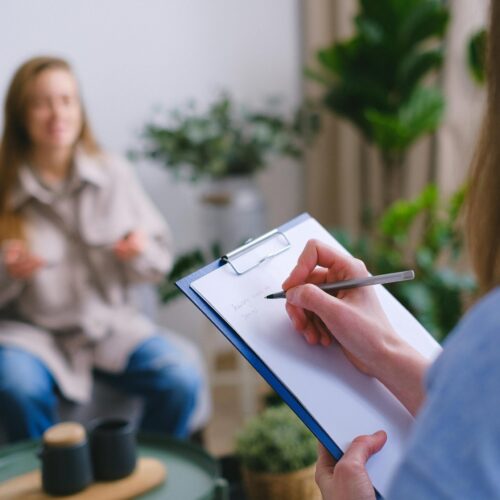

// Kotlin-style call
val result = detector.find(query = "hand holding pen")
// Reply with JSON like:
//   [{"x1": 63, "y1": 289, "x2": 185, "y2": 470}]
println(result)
[{"x1": 281, "y1": 239, "x2": 428, "y2": 386}]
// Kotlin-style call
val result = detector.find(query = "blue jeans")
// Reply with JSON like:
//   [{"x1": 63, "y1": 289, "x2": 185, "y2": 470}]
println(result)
[{"x1": 0, "y1": 336, "x2": 200, "y2": 443}]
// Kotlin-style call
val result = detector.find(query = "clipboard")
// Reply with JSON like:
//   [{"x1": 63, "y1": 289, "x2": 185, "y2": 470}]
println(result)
[{"x1": 177, "y1": 212, "x2": 441, "y2": 499}]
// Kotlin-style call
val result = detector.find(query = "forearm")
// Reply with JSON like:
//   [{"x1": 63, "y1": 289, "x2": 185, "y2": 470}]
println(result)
[{"x1": 375, "y1": 339, "x2": 431, "y2": 417}]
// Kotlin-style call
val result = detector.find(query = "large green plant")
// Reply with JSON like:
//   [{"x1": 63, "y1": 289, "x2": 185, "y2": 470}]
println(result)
[
  {"x1": 307, "y1": 0, "x2": 449, "y2": 211},
  {"x1": 235, "y1": 405, "x2": 317, "y2": 474},
  {"x1": 135, "y1": 94, "x2": 318, "y2": 181},
  {"x1": 334, "y1": 184, "x2": 476, "y2": 342}
]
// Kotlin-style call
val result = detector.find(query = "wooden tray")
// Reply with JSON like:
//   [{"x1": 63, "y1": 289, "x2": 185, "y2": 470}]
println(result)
[{"x1": 0, "y1": 457, "x2": 166, "y2": 499}]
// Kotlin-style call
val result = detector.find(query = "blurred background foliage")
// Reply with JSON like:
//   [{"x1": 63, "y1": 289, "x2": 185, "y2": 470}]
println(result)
[
  {"x1": 306, "y1": 0, "x2": 450, "y2": 212},
  {"x1": 333, "y1": 185, "x2": 476, "y2": 342},
  {"x1": 135, "y1": 94, "x2": 319, "y2": 181}
]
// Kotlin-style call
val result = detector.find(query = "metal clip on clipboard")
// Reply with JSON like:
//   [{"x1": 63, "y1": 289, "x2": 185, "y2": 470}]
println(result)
[{"x1": 221, "y1": 228, "x2": 291, "y2": 275}]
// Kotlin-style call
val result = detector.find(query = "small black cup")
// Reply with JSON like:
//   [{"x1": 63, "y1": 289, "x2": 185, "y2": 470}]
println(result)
[
  {"x1": 89, "y1": 418, "x2": 137, "y2": 481},
  {"x1": 38, "y1": 424, "x2": 93, "y2": 496}
]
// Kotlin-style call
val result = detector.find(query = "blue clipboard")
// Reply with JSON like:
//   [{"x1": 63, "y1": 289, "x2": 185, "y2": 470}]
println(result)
[{"x1": 177, "y1": 212, "x2": 383, "y2": 499}]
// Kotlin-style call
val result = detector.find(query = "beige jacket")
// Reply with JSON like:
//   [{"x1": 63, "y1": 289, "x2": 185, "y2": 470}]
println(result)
[{"x1": 0, "y1": 152, "x2": 173, "y2": 403}]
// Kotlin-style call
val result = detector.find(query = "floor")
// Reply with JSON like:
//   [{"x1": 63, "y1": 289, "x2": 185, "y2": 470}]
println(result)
[{"x1": 202, "y1": 350, "x2": 271, "y2": 457}]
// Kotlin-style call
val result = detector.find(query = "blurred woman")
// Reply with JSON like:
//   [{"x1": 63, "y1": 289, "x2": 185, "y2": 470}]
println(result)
[
  {"x1": 0, "y1": 56, "x2": 200, "y2": 442},
  {"x1": 283, "y1": 3, "x2": 500, "y2": 498}
]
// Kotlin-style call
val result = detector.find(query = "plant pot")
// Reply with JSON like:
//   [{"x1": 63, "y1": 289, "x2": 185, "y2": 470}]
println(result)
[
  {"x1": 242, "y1": 464, "x2": 320, "y2": 500},
  {"x1": 199, "y1": 176, "x2": 266, "y2": 255}
]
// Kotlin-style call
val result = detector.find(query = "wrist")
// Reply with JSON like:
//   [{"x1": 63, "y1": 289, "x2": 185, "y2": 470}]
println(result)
[{"x1": 375, "y1": 335, "x2": 430, "y2": 416}]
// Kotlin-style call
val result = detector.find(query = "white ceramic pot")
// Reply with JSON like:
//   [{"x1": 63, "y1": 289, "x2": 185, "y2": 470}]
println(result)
[{"x1": 199, "y1": 176, "x2": 266, "y2": 254}]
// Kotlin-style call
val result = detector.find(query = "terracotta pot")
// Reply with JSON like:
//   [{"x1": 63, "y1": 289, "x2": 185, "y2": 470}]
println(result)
[{"x1": 242, "y1": 463, "x2": 321, "y2": 500}]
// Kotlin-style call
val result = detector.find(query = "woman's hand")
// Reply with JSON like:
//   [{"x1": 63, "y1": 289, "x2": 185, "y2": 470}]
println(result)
[
  {"x1": 3, "y1": 240, "x2": 45, "y2": 279},
  {"x1": 113, "y1": 230, "x2": 146, "y2": 261},
  {"x1": 316, "y1": 432, "x2": 387, "y2": 500},
  {"x1": 283, "y1": 239, "x2": 429, "y2": 415},
  {"x1": 283, "y1": 239, "x2": 401, "y2": 376}
]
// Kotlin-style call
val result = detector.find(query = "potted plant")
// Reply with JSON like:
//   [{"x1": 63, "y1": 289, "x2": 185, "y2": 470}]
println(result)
[
  {"x1": 235, "y1": 405, "x2": 320, "y2": 500},
  {"x1": 306, "y1": 0, "x2": 450, "y2": 229},
  {"x1": 136, "y1": 93, "x2": 318, "y2": 253}
]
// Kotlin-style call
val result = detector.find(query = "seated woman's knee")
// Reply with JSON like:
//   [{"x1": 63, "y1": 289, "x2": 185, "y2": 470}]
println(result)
[
  {"x1": 156, "y1": 359, "x2": 201, "y2": 404},
  {"x1": 0, "y1": 349, "x2": 54, "y2": 405}
]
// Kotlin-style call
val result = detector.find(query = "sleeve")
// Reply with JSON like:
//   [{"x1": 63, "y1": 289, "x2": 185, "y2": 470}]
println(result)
[
  {"x1": 113, "y1": 157, "x2": 174, "y2": 284},
  {"x1": 386, "y1": 289, "x2": 500, "y2": 499},
  {"x1": 0, "y1": 251, "x2": 24, "y2": 307}
]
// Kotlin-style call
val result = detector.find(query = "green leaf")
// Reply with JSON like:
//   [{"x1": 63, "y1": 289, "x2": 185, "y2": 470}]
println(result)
[
  {"x1": 365, "y1": 87, "x2": 444, "y2": 153},
  {"x1": 467, "y1": 28, "x2": 487, "y2": 84},
  {"x1": 397, "y1": 48, "x2": 444, "y2": 96},
  {"x1": 398, "y1": 1, "x2": 449, "y2": 49}
]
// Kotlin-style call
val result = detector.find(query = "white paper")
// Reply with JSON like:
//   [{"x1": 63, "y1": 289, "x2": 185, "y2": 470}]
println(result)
[{"x1": 191, "y1": 217, "x2": 441, "y2": 497}]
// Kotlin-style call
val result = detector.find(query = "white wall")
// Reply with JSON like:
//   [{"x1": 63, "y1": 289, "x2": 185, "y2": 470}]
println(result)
[{"x1": 0, "y1": 0, "x2": 304, "y2": 252}]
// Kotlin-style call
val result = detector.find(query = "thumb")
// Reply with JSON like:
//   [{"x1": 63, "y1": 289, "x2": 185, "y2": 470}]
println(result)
[
  {"x1": 286, "y1": 283, "x2": 340, "y2": 319},
  {"x1": 344, "y1": 431, "x2": 387, "y2": 466}
]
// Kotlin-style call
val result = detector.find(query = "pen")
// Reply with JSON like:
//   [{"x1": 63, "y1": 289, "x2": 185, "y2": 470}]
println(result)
[{"x1": 265, "y1": 270, "x2": 415, "y2": 299}]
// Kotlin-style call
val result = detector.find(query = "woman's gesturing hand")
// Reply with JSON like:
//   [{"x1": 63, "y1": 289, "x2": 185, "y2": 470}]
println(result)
[
  {"x1": 3, "y1": 240, "x2": 45, "y2": 279},
  {"x1": 113, "y1": 230, "x2": 146, "y2": 261},
  {"x1": 315, "y1": 432, "x2": 387, "y2": 500}
]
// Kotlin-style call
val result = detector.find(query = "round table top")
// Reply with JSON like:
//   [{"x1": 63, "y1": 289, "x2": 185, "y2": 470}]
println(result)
[{"x1": 0, "y1": 433, "x2": 228, "y2": 500}]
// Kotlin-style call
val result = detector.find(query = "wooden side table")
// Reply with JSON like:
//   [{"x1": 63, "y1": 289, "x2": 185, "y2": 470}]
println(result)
[{"x1": 0, "y1": 434, "x2": 228, "y2": 499}]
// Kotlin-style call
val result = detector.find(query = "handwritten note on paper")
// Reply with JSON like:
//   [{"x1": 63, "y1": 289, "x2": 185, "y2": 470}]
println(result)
[{"x1": 191, "y1": 217, "x2": 441, "y2": 497}]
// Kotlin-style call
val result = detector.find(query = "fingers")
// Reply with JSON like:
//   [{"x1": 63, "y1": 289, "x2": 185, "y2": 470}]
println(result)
[
  {"x1": 113, "y1": 231, "x2": 146, "y2": 261},
  {"x1": 312, "y1": 315, "x2": 332, "y2": 346},
  {"x1": 282, "y1": 239, "x2": 366, "y2": 291},
  {"x1": 286, "y1": 283, "x2": 340, "y2": 323},
  {"x1": 285, "y1": 302, "x2": 330, "y2": 346},
  {"x1": 114, "y1": 241, "x2": 136, "y2": 261},
  {"x1": 285, "y1": 302, "x2": 308, "y2": 331},
  {"x1": 315, "y1": 433, "x2": 386, "y2": 498},
  {"x1": 315, "y1": 442, "x2": 337, "y2": 496},
  {"x1": 3, "y1": 242, "x2": 44, "y2": 279},
  {"x1": 3, "y1": 240, "x2": 27, "y2": 264},
  {"x1": 126, "y1": 231, "x2": 145, "y2": 253},
  {"x1": 317, "y1": 442, "x2": 337, "y2": 472}
]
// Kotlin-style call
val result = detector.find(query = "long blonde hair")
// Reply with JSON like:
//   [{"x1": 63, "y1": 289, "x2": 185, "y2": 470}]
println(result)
[
  {"x1": 0, "y1": 56, "x2": 100, "y2": 242},
  {"x1": 466, "y1": 3, "x2": 500, "y2": 296}
]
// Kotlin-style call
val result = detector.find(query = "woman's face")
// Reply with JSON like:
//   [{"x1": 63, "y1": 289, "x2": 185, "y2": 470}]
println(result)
[{"x1": 25, "y1": 68, "x2": 83, "y2": 151}]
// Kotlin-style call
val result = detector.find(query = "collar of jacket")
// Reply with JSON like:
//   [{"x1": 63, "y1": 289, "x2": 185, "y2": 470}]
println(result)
[{"x1": 9, "y1": 148, "x2": 109, "y2": 210}]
